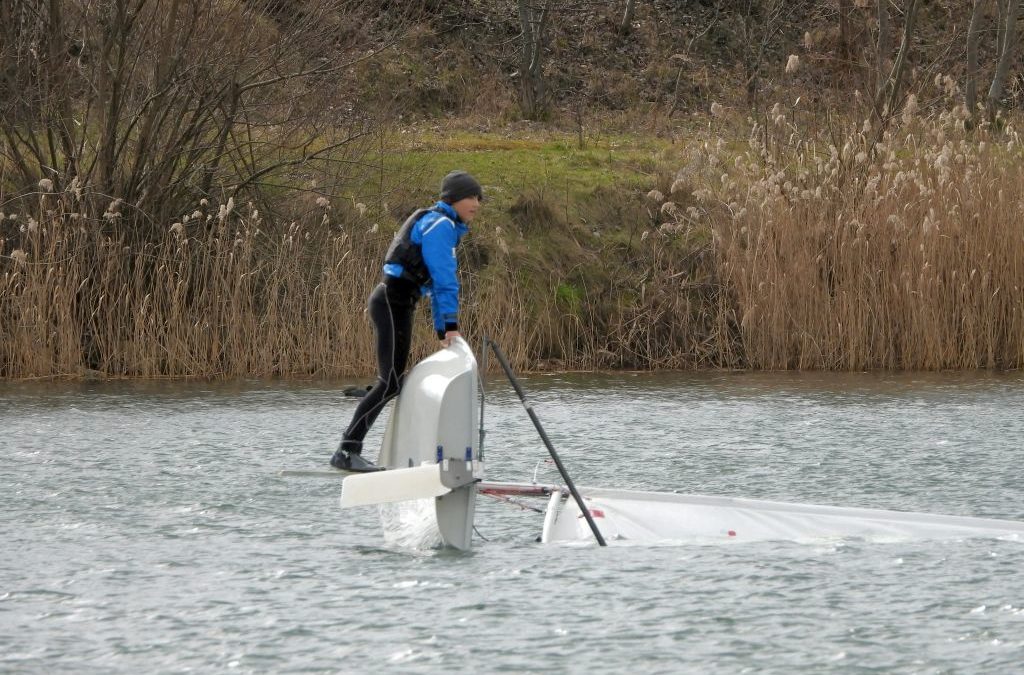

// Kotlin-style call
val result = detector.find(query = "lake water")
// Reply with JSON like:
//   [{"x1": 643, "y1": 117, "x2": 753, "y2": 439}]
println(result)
[{"x1": 2, "y1": 370, "x2": 1023, "y2": 673}]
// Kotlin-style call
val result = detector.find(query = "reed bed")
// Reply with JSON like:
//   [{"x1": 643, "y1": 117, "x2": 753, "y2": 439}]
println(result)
[
  {"x1": 1, "y1": 195, "x2": 382, "y2": 378},
  {"x1": 0, "y1": 190, "x2": 617, "y2": 378},
  {"x1": 691, "y1": 104, "x2": 1024, "y2": 370},
  {"x1": 3, "y1": 105, "x2": 1023, "y2": 378}
]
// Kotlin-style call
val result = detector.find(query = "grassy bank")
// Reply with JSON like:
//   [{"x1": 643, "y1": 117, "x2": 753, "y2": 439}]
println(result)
[{"x1": 2, "y1": 112, "x2": 1023, "y2": 379}]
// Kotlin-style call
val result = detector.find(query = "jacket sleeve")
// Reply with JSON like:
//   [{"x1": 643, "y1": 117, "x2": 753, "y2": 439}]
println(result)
[{"x1": 419, "y1": 215, "x2": 460, "y2": 336}]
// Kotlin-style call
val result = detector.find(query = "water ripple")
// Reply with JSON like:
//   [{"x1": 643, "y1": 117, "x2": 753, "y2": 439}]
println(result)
[{"x1": 2, "y1": 372, "x2": 1024, "y2": 672}]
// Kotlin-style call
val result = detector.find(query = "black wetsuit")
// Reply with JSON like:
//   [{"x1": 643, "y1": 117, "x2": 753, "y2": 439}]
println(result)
[
  {"x1": 339, "y1": 276, "x2": 420, "y2": 451},
  {"x1": 337, "y1": 201, "x2": 467, "y2": 459}
]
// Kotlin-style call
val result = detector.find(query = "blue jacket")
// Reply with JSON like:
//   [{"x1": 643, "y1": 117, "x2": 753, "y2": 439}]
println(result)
[{"x1": 383, "y1": 201, "x2": 468, "y2": 334}]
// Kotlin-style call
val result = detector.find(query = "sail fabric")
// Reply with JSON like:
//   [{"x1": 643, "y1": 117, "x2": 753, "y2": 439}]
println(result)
[{"x1": 541, "y1": 487, "x2": 1024, "y2": 545}]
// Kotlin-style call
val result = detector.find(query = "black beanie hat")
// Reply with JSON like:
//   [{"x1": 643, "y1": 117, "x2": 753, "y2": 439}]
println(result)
[{"x1": 440, "y1": 171, "x2": 483, "y2": 203}]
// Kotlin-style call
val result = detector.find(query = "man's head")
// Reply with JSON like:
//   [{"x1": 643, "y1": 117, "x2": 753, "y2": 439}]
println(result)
[{"x1": 440, "y1": 170, "x2": 483, "y2": 223}]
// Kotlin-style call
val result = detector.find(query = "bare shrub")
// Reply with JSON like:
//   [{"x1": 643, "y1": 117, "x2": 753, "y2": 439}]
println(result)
[
  {"x1": 0, "y1": 0, "x2": 418, "y2": 231},
  {"x1": 509, "y1": 189, "x2": 561, "y2": 234}
]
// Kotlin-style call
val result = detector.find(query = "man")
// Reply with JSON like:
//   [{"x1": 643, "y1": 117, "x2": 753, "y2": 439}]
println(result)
[{"x1": 331, "y1": 170, "x2": 483, "y2": 472}]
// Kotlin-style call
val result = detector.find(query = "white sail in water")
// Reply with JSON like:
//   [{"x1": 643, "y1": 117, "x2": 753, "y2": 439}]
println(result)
[{"x1": 540, "y1": 487, "x2": 1024, "y2": 545}]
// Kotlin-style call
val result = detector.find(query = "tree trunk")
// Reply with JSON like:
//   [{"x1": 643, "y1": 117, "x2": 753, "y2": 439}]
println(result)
[
  {"x1": 518, "y1": 0, "x2": 553, "y2": 120},
  {"x1": 874, "y1": 0, "x2": 920, "y2": 122},
  {"x1": 97, "y1": 1, "x2": 134, "y2": 198},
  {"x1": 619, "y1": 0, "x2": 637, "y2": 34},
  {"x1": 996, "y1": 0, "x2": 1007, "y2": 57},
  {"x1": 988, "y1": 0, "x2": 1020, "y2": 122},
  {"x1": 838, "y1": 0, "x2": 852, "y2": 59},
  {"x1": 876, "y1": 0, "x2": 890, "y2": 96},
  {"x1": 45, "y1": 0, "x2": 79, "y2": 186},
  {"x1": 966, "y1": 0, "x2": 986, "y2": 116}
]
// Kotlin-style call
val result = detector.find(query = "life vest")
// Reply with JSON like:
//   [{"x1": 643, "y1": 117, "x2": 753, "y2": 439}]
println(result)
[{"x1": 383, "y1": 207, "x2": 444, "y2": 286}]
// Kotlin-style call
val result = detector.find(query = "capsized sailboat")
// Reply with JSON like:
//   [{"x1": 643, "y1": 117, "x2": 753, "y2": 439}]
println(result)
[{"x1": 339, "y1": 339, "x2": 1024, "y2": 549}]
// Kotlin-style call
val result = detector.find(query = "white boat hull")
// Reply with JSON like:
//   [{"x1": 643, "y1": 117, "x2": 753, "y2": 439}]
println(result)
[
  {"x1": 335, "y1": 338, "x2": 1024, "y2": 550},
  {"x1": 360, "y1": 337, "x2": 481, "y2": 550}
]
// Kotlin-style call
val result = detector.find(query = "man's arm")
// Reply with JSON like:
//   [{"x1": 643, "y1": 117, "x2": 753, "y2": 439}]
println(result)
[{"x1": 419, "y1": 215, "x2": 460, "y2": 340}]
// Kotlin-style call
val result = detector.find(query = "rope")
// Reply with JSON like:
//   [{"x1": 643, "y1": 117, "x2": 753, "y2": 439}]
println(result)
[{"x1": 481, "y1": 490, "x2": 545, "y2": 514}]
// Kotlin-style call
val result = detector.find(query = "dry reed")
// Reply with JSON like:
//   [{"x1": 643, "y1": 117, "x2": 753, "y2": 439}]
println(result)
[
  {"x1": 3, "y1": 104, "x2": 1023, "y2": 378},
  {"x1": 690, "y1": 103, "x2": 1024, "y2": 370},
  {"x1": 1, "y1": 193, "x2": 384, "y2": 378},
  {"x1": 0, "y1": 189, "x2": 573, "y2": 378}
]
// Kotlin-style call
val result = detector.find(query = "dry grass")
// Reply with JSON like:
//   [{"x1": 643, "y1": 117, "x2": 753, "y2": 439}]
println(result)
[
  {"x1": 1, "y1": 193, "x2": 385, "y2": 378},
  {"x1": 3, "y1": 105, "x2": 1023, "y2": 378},
  {"x1": 686, "y1": 103, "x2": 1024, "y2": 370},
  {"x1": 0, "y1": 188, "x2": 562, "y2": 378}
]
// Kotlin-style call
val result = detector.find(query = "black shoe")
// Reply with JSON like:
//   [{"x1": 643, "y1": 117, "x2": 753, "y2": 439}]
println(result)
[
  {"x1": 330, "y1": 450, "x2": 384, "y2": 473},
  {"x1": 338, "y1": 439, "x2": 362, "y2": 455}
]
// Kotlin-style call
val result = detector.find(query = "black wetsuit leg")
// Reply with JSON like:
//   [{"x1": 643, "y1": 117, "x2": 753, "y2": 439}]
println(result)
[{"x1": 340, "y1": 281, "x2": 417, "y2": 449}]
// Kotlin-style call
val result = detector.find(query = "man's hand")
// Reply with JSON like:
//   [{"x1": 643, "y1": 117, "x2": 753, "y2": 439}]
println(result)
[{"x1": 440, "y1": 330, "x2": 462, "y2": 348}]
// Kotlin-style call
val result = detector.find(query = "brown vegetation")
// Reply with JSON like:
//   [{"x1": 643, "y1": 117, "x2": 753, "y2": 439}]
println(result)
[
  {"x1": 0, "y1": 181, "x2": 725, "y2": 377},
  {"x1": 690, "y1": 106, "x2": 1024, "y2": 369},
  {"x1": 0, "y1": 0, "x2": 414, "y2": 230},
  {"x1": 6, "y1": 98, "x2": 1022, "y2": 377},
  {"x1": 2, "y1": 1, "x2": 1024, "y2": 378}
]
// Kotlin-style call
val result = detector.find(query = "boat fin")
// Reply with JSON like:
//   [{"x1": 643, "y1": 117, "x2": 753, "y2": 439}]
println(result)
[
  {"x1": 340, "y1": 460, "x2": 482, "y2": 508},
  {"x1": 339, "y1": 464, "x2": 448, "y2": 507}
]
